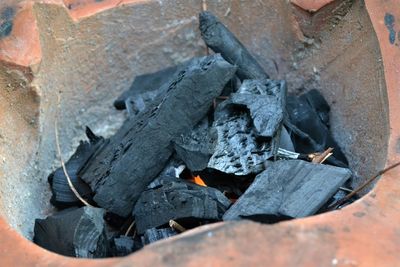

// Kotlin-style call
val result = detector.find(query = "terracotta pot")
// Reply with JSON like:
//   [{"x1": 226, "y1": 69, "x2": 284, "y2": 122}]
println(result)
[{"x1": 0, "y1": 0, "x2": 399, "y2": 266}]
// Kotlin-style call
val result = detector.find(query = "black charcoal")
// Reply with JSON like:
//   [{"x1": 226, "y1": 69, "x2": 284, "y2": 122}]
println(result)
[
  {"x1": 286, "y1": 90, "x2": 348, "y2": 166},
  {"x1": 303, "y1": 89, "x2": 331, "y2": 126},
  {"x1": 134, "y1": 179, "x2": 231, "y2": 234},
  {"x1": 208, "y1": 106, "x2": 271, "y2": 175},
  {"x1": 230, "y1": 79, "x2": 286, "y2": 138},
  {"x1": 79, "y1": 54, "x2": 236, "y2": 217},
  {"x1": 147, "y1": 157, "x2": 184, "y2": 189},
  {"x1": 174, "y1": 118, "x2": 214, "y2": 171},
  {"x1": 111, "y1": 236, "x2": 142, "y2": 256},
  {"x1": 141, "y1": 228, "x2": 178, "y2": 245},
  {"x1": 199, "y1": 11, "x2": 269, "y2": 81},
  {"x1": 33, "y1": 207, "x2": 109, "y2": 258},
  {"x1": 279, "y1": 126, "x2": 295, "y2": 152},
  {"x1": 221, "y1": 76, "x2": 241, "y2": 96},
  {"x1": 48, "y1": 127, "x2": 104, "y2": 208},
  {"x1": 113, "y1": 62, "x2": 190, "y2": 114},
  {"x1": 223, "y1": 160, "x2": 351, "y2": 220}
]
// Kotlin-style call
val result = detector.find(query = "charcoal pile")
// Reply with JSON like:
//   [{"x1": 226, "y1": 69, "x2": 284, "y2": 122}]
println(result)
[{"x1": 34, "y1": 11, "x2": 357, "y2": 258}]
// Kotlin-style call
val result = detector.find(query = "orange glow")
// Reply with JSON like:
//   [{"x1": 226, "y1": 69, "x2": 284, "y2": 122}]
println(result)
[{"x1": 192, "y1": 175, "x2": 207, "y2": 187}]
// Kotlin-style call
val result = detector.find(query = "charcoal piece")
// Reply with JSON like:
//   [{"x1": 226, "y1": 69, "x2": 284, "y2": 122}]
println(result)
[
  {"x1": 141, "y1": 228, "x2": 178, "y2": 245},
  {"x1": 318, "y1": 185, "x2": 359, "y2": 212},
  {"x1": 112, "y1": 236, "x2": 134, "y2": 256},
  {"x1": 103, "y1": 212, "x2": 127, "y2": 229},
  {"x1": 207, "y1": 107, "x2": 271, "y2": 175},
  {"x1": 286, "y1": 90, "x2": 348, "y2": 166},
  {"x1": 223, "y1": 160, "x2": 351, "y2": 220},
  {"x1": 33, "y1": 207, "x2": 109, "y2": 258},
  {"x1": 316, "y1": 189, "x2": 347, "y2": 214},
  {"x1": 221, "y1": 76, "x2": 241, "y2": 96},
  {"x1": 111, "y1": 236, "x2": 142, "y2": 256},
  {"x1": 283, "y1": 119, "x2": 346, "y2": 168},
  {"x1": 147, "y1": 157, "x2": 184, "y2": 189},
  {"x1": 134, "y1": 179, "x2": 231, "y2": 234},
  {"x1": 114, "y1": 65, "x2": 177, "y2": 110},
  {"x1": 279, "y1": 126, "x2": 295, "y2": 152},
  {"x1": 114, "y1": 63, "x2": 187, "y2": 112},
  {"x1": 103, "y1": 223, "x2": 119, "y2": 244},
  {"x1": 199, "y1": 11, "x2": 269, "y2": 81},
  {"x1": 303, "y1": 89, "x2": 330, "y2": 127},
  {"x1": 80, "y1": 54, "x2": 237, "y2": 217},
  {"x1": 48, "y1": 127, "x2": 104, "y2": 208},
  {"x1": 174, "y1": 118, "x2": 214, "y2": 171},
  {"x1": 230, "y1": 79, "x2": 286, "y2": 138}
]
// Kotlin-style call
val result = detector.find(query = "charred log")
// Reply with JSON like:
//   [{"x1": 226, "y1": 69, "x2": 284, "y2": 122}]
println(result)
[
  {"x1": 33, "y1": 207, "x2": 109, "y2": 258},
  {"x1": 286, "y1": 89, "x2": 348, "y2": 167},
  {"x1": 199, "y1": 11, "x2": 269, "y2": 81},
  {"x1": 174, "y1": 118, "x2": 214, "y2": 172},
  {"x1": 134, "y1": 179, "x2": 231, "y2": 234}
]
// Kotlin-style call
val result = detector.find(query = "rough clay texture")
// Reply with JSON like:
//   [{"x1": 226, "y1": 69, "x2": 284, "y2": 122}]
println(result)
[{"x1": 0, "y1": 0, "x2": 396, "y2": 266}]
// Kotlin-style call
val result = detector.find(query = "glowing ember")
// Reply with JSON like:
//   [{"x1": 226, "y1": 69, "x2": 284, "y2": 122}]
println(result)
[{"x1": 192, "y1": 175, "x2": 207, "y2": 187}]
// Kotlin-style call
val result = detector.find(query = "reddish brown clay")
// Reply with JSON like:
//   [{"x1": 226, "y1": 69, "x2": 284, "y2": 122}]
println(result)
[
  {"x1": 291, "y1": 0, "x2": 335, "y2": 13},
  {"x1": 0, "y1": 1, "x2": 41, "y2": 66},
  {"x1": 0, "y1": 0, "x2": 399, "y2": 266}
]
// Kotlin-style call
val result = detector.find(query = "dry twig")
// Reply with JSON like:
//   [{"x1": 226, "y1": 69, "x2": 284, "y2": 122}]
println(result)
[
  {"x1": 125, "y1": 220, "x2": 136, "y2": 236},
  {"x1": 311, "y1": 147, "x2": 333, "y2": 164},
  {"x1": 169, "y1": 219, "x2": 187, "y2": 233},
  {"x1": 55, "y1": 94, "x2": 93, "y2": 207},
  {"x1": 339, "y1": 187, "x2": 353, "y2": 193},
  {"x1": 329, "y1": 161, "x2": 400, "y2": 210}
]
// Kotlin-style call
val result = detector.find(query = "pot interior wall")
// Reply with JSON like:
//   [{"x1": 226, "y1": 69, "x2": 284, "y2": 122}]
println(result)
[{"x1": 0, "y1": 0, "x2": 389, "y2": 239}]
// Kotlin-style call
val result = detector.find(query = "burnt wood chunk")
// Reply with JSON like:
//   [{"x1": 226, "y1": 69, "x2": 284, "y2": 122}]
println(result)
[
  {"x1": 112, "y1": 236, "x2": 134, "y2": 256},
  {"x1": 111, "y1": 236, "x2": 142, "y2": 256},
  {"x1": 114, "y1": 65, "x2": 178, "y2": 110},
  {"x1": 286, "y1": 90, "x2": 348, "y2": 166},
  {"x1": 147, "y1": 157, "x2": 184, "y2": 189},
  {"x1": 279, "y1": 126, "x2": 295, "y2": 152},
  {"x1": 48, "y1": 127, "x2": 104, "y2": 208},
  {"x1": 114, "y1": 62, "x2": 189, "y2": 113},
  {"x1": 199, "y1": 11, "x2": 269, "y2": 81},
  {"x1": 208, "y1": 106, "x2": 271, "y2": 175},
  {"x1": 33, "y1": 207, "x2": 109, "y2": 258},
  {"x1": 303, "y1": 89, "x2": 331, "y2": 127},
  {"x1": 133, "y1": 180, "x2": 231, "y2": 234},
  {"x1": 79, "y1": 54, "x2": 237, "y2": 217},
  {"x1": 230, "y1": 79, "x2": 286, "y2": 138},
  {"x1": 174, "y1": 118, "x2": 214, "y2": 171},
  {"x1": 141, "y1": 228, "x2": 178, "y2": 245},
  {"x1": 223, "y1": 160, "x2": 351, "y2": 220}
]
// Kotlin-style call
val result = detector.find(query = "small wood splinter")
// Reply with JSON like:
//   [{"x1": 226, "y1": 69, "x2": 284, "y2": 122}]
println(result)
[
  {"x1": 169, "y1": 220, "x2": 187, "y2": 233},
  {"x1": 311, "y1": 147, "x2": 334, "y2": 164},
  {"x1": 124, "y1": 220, "x2": 136, "y2": 236}
]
